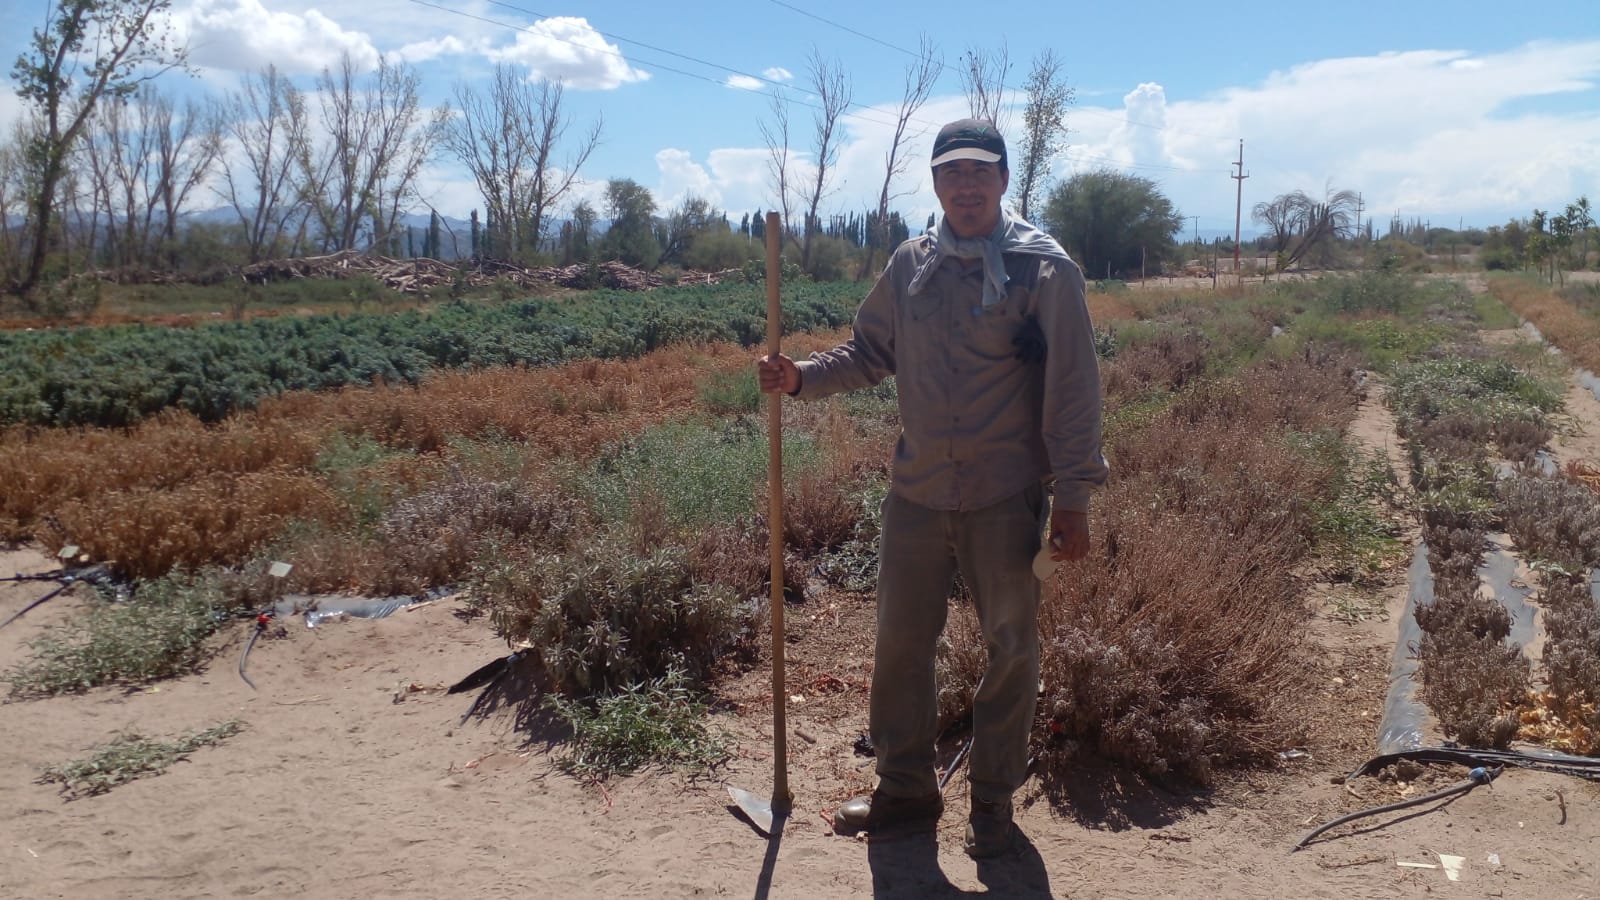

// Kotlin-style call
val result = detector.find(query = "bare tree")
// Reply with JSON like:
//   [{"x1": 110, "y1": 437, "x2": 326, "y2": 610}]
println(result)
[
  {"x1": 84, "y1": 85, "x2": 222, "y2": 269},
  {"x1": 959, "y1": 43, "x2": 1011, "y2": 135},
  {"x1": 301, "y1": 52, "x2": 448, "y2": 254},
  {"x1": 1014, "y1": 50, "x2": 1073, "y2": 221},
  {"x1": 797, "y1": 50, "x2": 852, "y2": 273},
  {"x1": 218, "y1": 66, "x2": 311, "y2": 262},
  {"x1": 151, "y1": 96, "x2": 223, "y2": 266},
  {"x1": 0, "y1": 127, "x2": 28, "y2": 284},
  {"x1": 11, "y1": 0, "x2": 188, "y2": 300},
  {"x1": 445, "y1": 66, "x2": 600, "y2": 263},
  {"x1": 84, "y1": 96, "x2": 152, "y2": 268},
  {"x1": 859, "y1": 35, "x2": 939, "y2": 280},
  {"x1": 1255, "y1": 186, "x2": 1361, "y2": 270},
  {"x1": 758, "y1": 91, "x2": 795, "y2": 249}
]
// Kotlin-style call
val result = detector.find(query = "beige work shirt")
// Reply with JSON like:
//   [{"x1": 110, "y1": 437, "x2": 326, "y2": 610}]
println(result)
[{"x1": 794, "y1": 234, "x2": 1108, "y2": 513}]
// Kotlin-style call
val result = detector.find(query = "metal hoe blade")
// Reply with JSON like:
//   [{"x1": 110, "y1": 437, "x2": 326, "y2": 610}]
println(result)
[{"x1": 727, "y1": 785, "x2": 781, "y2": 836}]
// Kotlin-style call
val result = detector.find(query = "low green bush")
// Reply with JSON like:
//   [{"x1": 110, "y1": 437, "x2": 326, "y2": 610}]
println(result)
[
  {"x1": 543, "y1": 668, "x2": 729, "y2": 779},
  {"x1": 6, "y1": 571, "x2": 231, "y2": 697}
]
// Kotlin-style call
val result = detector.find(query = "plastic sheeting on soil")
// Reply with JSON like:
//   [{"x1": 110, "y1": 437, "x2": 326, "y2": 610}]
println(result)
[
  {"x1": 1377, "y1": 539, "x2": 1598, "y2": 756},
  {"x1": 1377, "y1": 540, "x2": 1433, "y2": 755},
  {"x1": 271, "y1": 592, "x2": 440, "y2": 627}
]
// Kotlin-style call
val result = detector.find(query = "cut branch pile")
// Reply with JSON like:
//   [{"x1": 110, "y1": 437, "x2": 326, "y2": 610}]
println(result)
[
  {"x1": 230, "y1": 251, "x2": 739, "y2": 293},
  {"x1": 65, "y1": 253, "x2": 745, "y2": 295}
]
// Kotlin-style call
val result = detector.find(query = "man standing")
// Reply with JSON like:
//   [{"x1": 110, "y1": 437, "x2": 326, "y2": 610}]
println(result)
[{"x1": 757, "y1": 119, "x2": 1107, "y2": 858}]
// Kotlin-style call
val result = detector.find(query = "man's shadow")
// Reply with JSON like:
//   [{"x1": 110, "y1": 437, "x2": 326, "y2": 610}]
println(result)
[{"x1": 864, "y1": 825, "x2": 1054, "y2": 900}]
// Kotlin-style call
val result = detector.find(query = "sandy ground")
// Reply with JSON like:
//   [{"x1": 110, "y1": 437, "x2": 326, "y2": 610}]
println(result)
[{"x1": 3, "y1": 355, "x2": 1600, "y2": 899}]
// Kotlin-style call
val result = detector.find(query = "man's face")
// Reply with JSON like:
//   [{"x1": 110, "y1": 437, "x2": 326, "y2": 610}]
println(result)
[{"x1": 933, "y1": 159, "x2": 1008, "y2": 239}]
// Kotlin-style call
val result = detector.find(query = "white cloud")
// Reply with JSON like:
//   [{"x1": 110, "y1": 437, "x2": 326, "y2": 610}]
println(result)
[
  {"x1": 725, "y1": 75, "x2": 763, "y2": 91},
  {"x1": 655, "y1": 148, "x2": 720, "y2": 209},
  {"x1": 175, "y1": 0, "x2": 379, "y2": 74},
  {"x1": 395, "y1": 36, "x2": 468, "y2": 65},
  {"x1": 1054, "y1": 40, "x2": 1600, "y2": 226},
  {"x1": 762, "y1": 67, "x2": 794, "y2": 83},
  {"x1": 485, "y1": 16, "x2": 648, "y2": 90}
]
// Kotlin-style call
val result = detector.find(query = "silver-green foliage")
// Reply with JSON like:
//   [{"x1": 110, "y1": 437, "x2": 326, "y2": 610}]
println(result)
[
  {"x1": 543, "y1": 669, "x2": 728, "y2": 779},
  {"x1": 6, "y1": 571, "x2": 227, "y2": 697},
  {"x1": 40, "y1": 720, "x2": 244, "y2": 799}
]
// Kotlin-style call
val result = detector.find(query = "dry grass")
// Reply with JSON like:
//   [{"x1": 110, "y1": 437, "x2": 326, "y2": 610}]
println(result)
[
  {"x1": 1487, "y1": 276, "x2": 1600, "y2": 372},
  {"x1": 1, "y1": 330, "x2": 851, "y2": 579},
  {"x1": 48, "y1": 469, "x2": 343, "y2": 580}
]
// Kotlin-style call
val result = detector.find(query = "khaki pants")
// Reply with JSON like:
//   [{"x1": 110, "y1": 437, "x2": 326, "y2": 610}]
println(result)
[{"x1": 870, "y1": 484, "x2": 1046, "y2": 804}]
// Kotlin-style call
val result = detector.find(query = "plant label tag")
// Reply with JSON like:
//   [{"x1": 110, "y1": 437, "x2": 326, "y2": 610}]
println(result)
[
  {"x1": 58, "y1": 545, "x2": 80, "y2": 559},
  {"x1": 268, "y1": 562, "x2": 293, "y2": 579}
]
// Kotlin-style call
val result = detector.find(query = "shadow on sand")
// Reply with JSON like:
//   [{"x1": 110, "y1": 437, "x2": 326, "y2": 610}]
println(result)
[{"x1": 861, "y1": 824, "x2": 1055, "y2": 899}]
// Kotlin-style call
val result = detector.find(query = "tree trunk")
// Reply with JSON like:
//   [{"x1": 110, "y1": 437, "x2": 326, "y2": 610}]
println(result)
[{"x1": 21, "y1": 153, "x2": 64, "y2": 303}]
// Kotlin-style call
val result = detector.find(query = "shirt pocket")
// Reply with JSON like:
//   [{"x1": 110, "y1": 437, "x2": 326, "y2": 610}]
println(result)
[{"x1": 966, "y1": 285, "x2": 1030, "y2": 360}]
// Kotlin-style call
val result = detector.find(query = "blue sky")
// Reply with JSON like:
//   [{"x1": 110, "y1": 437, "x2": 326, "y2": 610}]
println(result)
[{"x1": 4, "y1": 0, "x2": 1598, "y2": 236}]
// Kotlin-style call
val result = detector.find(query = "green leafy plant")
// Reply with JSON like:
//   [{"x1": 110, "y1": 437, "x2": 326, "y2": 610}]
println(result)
[
  {"x1": 6, "y1": 572, "x2": 230, "y2": 697},
  {"x1": 40, "y1": 720, "x2": 245, "y2": 799},
  {"x1": 543, "y1": 669, "x2": 728, "y2": 779}
]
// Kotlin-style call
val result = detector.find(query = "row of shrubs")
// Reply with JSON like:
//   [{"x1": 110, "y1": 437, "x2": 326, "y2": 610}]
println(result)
[
  {"x1": 1386, "y1": 304, "x2": 1600, "y2": 750},
  {"x1": 14, "y1": 271, "x2": 1546, "y2": 782},
  {"x1": 0, "y1": 281, "x2": 862, "y2": 428}
]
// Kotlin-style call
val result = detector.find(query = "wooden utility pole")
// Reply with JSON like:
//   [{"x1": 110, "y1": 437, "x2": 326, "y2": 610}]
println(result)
[{"x1": 1231, "y1": 140, "x2": 1248, "y2": 275}]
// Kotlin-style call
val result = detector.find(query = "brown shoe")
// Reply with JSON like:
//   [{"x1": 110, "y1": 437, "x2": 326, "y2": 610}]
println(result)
[
  {"x1": 963, "y1": 797, "x2": 1015, "y2": 859},
  {"x1": 831, "y1": 789, "x2": 944, "y2": 835}
]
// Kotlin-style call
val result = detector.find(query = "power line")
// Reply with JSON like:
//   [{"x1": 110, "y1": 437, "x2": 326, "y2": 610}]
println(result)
[
  {"x1": 404, "y1": 0, "x2": 909, "y2": 133},
  {"x1": 765, "y1": 0, "x2": 1238, "y2": 143},
  {"x1": 403, "y1": 0, "x2": 1207, "y2": 177}
]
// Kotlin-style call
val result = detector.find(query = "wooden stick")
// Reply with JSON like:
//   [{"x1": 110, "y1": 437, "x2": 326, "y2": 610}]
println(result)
[{"x1": 766, "y1": 212, "x2": 793, "y2": 815}]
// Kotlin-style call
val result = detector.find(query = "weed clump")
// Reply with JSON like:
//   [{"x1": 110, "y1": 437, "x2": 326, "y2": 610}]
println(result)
[
  {"x1": 470, "y1": 540, "x2": 746, "y2": 696},
  {"x1": 543, "y1": 669, "x2": 729, "y2": 779},
  {"x1": 6, "y1": 572, "x2": 230, "y2": 697},
  {"x1": 39, "y1": 720, "x2": 245, "y2": 799}
]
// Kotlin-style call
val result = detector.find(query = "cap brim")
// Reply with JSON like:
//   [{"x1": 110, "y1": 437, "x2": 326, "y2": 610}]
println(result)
[{"x1": 931, "y1": 147, "x2": 1003, "y2": 168}]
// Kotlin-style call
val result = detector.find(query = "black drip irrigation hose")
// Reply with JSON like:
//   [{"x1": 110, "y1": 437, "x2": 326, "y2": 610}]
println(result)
[
  {"x1": 1294, "y1": 765, "x2": 1501, "y2": 851},
  {"x1": 938, "y1": 735, "x2": 975, "y2": 794},
  {"x1": 237, "y1": 612, "x2": 273, "y2": 691},
  {"x1": 0, "y1": 583, "x2": 70, "y2": 630},
  {"x1": 1352, "y1": 746, "x2": 1600, "y2": 782}
]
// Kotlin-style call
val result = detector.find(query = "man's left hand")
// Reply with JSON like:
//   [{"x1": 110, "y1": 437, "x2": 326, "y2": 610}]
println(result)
[{"x1": 1049, "y1": 509, "x2": 1090, "y2": 562}]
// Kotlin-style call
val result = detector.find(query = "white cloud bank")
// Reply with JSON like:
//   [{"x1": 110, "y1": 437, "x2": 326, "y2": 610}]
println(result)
[
  {"x1": 1066, "y1": 40, "x2": 1600, "y2": 225},
  {"x1": 680, "y1": 40, "x2": 1600, "y2": 230},
  {"x1": 485, "y1": 16, "x2": 648, "y2": 90},
  {"x1": 175, "y1": 0, "x2": 380, "y2": 74}
]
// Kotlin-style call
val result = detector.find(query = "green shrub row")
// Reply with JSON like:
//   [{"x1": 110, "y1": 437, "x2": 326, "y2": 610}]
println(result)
[{"x1": 0, "y1": 281, "x2": 862, "y2": 428}]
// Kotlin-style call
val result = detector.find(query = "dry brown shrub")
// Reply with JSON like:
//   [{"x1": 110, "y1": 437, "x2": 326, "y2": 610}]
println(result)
[
  {"x1": 1038, "y1": 484, "x2": 1310, "y2": 783},
  {"x1": 1541, "y1": 575, "x2": 1600, "y2": 727},
  {"x1": 2, "y1": 330, "x2": 855, "y2": 580},
  {"x1": 781, "y1": 406, "x2": 885, "y2": 556},
  {"x1": 1085, "y1": 290, "x2": 1139, "y2": 325},
  {"x1": 50, "y1": 469, "x2": 343, "y2": 579},
  {"x1": 1499, "y1": 473, "x2": 1600, "y2": 573},
  {"x1": 1568, "y1": 460, "x2": 1600, "y2": 496},
  {"x1": 1415, "y1": 579, "x2": 1530, "y2": 749},
  {"x1": 935, "y1": 601, "x2": 984, "y2": 730},
  {"x1": 1488, "y1": 278, "x2": 1600, "y2": 372},
  {"x1": 0, "y1": 413, "x2": 321, "y2": 541},
  {"x1": 372, "y1": 472, "x2": 591, "y2": 593},
  {"x1": 1165, "y1": 353, "x2": 1357, "y2": 435},
  {"x1": 267, "y1": 530, "x2": 391, "y2": 594},
  {"x1": 1100, "y1": 329, "x2": 1210, "y2": 397},
  {"x1": 1030, "y1": 350, "x2": 1360, "y2": 782}
]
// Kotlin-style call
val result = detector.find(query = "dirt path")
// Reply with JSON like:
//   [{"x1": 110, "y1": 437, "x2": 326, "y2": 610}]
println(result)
[{"x1": 3, "y1": 366, "x2": 1600, "y2": 898}]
